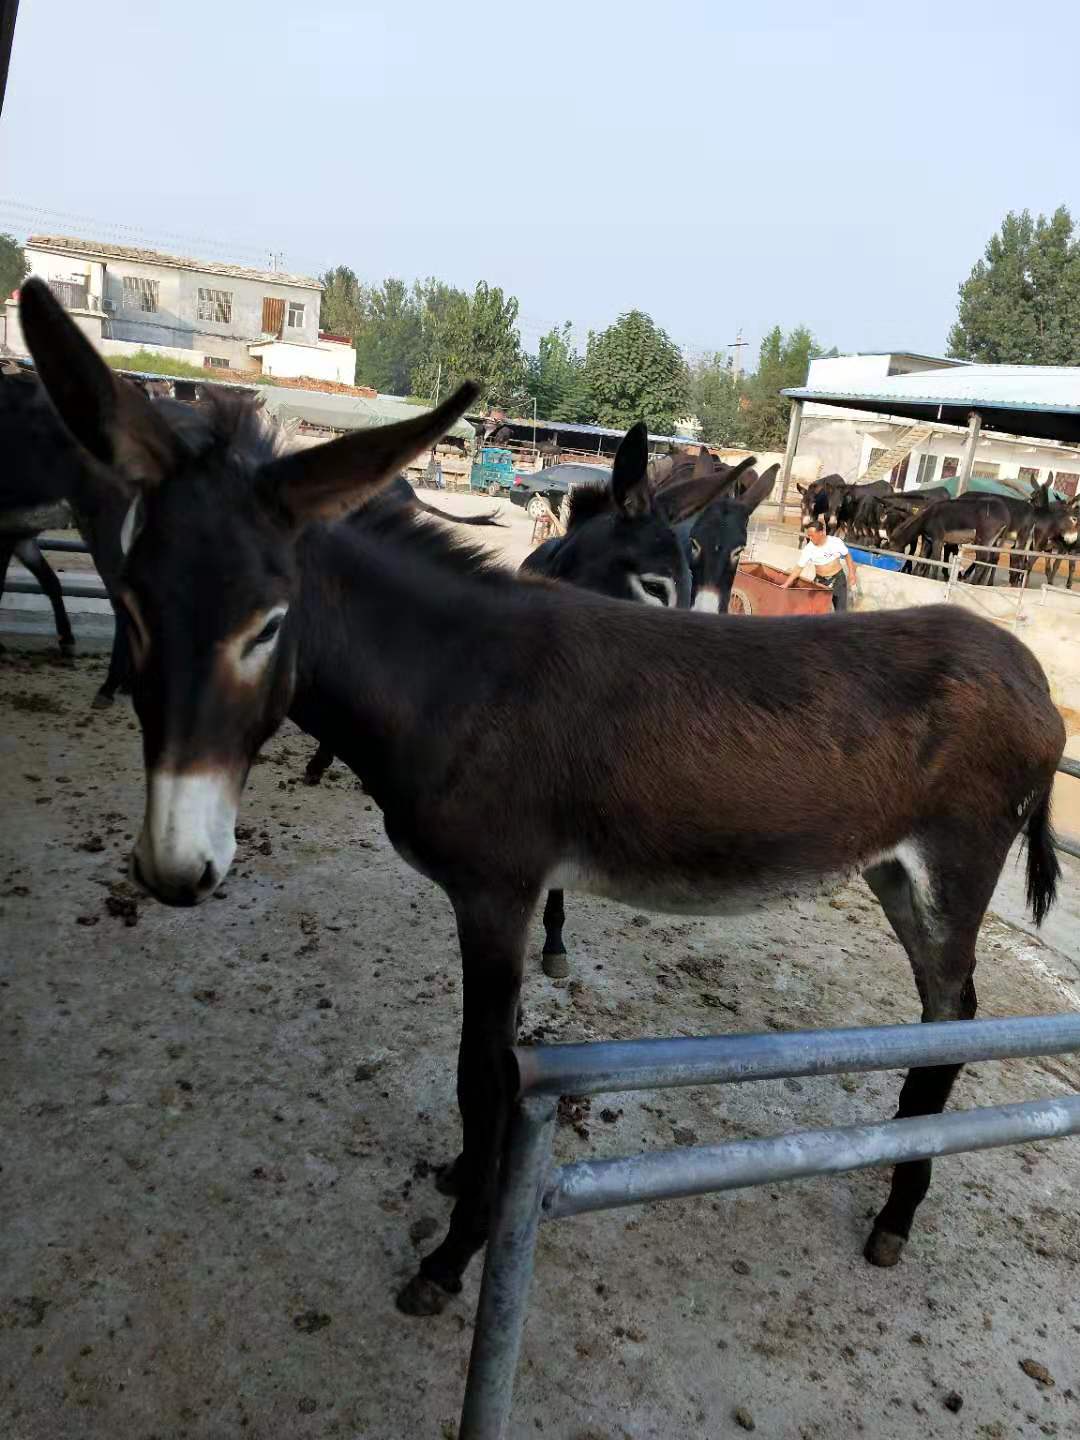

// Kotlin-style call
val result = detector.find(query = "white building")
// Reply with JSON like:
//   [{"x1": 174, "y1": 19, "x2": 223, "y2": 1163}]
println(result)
[
  {"x1": 791, "y1": 351, "x2": 1080, "y2": 498},
  {"x1": 3, "y1": 235, "x2": 355, "y2": 385}
]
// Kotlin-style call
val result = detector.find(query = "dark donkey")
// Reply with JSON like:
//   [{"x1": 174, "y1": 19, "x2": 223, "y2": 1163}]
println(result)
[
  {"x1": 23, "y1": 278, "x2": 1065, "y2": 1319},
  {"x1": 0, "y1": 362, "x2": 133, "y2": 704},
  {"x1": 889, "y1": 494, "x2": 1011, "y2": 584}
]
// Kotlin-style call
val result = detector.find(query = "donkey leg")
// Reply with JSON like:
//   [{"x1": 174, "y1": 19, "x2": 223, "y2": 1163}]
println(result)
[
  {"x1": 0, "y1": 537, "x2": 15, "y2": 653},
  {"x1": 861, "y1": 855, "x2": 980, "y2": 1268},
  {"x1": 398, "y1": 898, "x2": 529, "y2": 1316},
  {"x1": 92, "y1": 611, "x2": 132, "y2": 708},
  {"x1": 14, "y1": 538, "x2": 75, "y2": 653},
  {"x1": 303, "y1": 741, "x2": 335, "y2": 786},
  {"x1": 541, "y1": 887, "x2": 569, "y2": 978}
]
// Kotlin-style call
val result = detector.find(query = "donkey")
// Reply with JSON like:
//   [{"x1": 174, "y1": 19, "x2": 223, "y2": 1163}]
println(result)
[
  {"x1": 0, "y1": 363, "x2": 132, "y2": 704},
  {"x1": 889, "y1": 495, "x2": 1011, "y2": 585},
  {"x1": 22, "y1": 277, "x2": 1065, "y2": 1319},
  {"x1": 666, "y1": 464, "x2": 778, "y2": 614}
]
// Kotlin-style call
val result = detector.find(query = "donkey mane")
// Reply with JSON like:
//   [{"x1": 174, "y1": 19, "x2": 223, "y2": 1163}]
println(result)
[
  {"x1": 160, "y1": 387, "x2": 289, "y2": 469},
  {"x1": 564, "y1": 481, "x2": 617, "y2": 529}
]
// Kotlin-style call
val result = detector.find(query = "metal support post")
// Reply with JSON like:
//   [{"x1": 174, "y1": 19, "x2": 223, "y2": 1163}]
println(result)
[
  {"x1": 776, "y1": 399, "x2": 804, "y2": 525},
  {"x1": 459, "y1": 1095, "x2": 558, "y2": 1440},
  {"x1": 956, "y1": 410, "x2": 982, "y2": 496}
]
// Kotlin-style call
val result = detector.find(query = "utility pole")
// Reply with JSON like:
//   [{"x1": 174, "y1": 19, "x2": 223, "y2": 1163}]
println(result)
[
  {"x1": 434, "y1": 360, "x2": 442, "y2": 406},
  {"x1": 728, "y1": 329, "x2": 748, "y2": 384}
]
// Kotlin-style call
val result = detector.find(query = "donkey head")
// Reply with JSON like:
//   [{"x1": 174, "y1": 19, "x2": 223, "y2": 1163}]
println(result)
[
  {"x1": 683, "y1": 465, "x2": 777, "y2": 613},
  {"x1": 546, "y1": 422, "x2": 691, "y2": 608},
  {"x1": 21, "y1": 278, "x2": 477, "y2": 905}
]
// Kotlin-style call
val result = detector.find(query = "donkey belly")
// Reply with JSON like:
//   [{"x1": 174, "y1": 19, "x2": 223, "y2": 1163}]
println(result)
[{"x1": 546, "y1": 856, "x2": 856, "y2": 917}]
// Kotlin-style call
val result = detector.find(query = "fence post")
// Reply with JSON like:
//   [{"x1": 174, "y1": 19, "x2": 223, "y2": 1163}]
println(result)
[
  {"x1": 459, "y1": 1095, "x2": 558, "y2": 1440},
  {"x1": 944, "y1": 551, "x2": 960, "y2": 601}
]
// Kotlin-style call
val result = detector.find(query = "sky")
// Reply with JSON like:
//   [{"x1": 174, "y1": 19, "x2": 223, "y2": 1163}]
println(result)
[{"x1": 2, "y1": 0, "x2": 1078, "y2": 366}]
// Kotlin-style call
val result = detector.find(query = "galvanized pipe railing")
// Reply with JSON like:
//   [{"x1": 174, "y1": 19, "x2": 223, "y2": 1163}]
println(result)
[{"x1": 460, "y1": 1013, "x2": 1080, "y2": 1439}]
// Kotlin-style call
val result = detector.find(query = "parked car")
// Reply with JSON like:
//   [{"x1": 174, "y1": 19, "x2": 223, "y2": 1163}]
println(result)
[{"x1": 509, "y1": 462, "x2": 612, "y2": 518}]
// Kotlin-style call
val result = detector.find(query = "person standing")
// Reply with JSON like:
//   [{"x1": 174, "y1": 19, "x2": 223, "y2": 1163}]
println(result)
[{"x1": 781, "y1": 516, "x2": 857, "y2": 610}]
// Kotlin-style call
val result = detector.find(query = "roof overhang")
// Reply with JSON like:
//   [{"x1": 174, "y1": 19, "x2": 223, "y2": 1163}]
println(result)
[{"x1": 785, "y1": 387, "x2": 1080, "y2": 446}]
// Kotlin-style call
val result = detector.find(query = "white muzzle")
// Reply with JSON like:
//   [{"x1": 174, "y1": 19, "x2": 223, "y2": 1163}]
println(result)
[{"x1": 133, "y1": 770, "x2": 238, "y2": 905}]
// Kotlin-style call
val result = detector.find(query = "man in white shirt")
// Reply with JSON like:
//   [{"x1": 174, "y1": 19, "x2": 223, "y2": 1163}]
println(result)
[{"x1": 782, "y1": 516, "x2": 857, "y2": 610}]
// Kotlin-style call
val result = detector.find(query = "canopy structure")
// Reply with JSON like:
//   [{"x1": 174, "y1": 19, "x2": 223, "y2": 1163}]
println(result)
[
  {"x1": 260, "y1": 387, "x2": 475, "y2": 443},
  {"x1": 785, "y1": 363, "x2": 1080, "y2": 446},
  {"x1": 777, "y1": 361, "x2": 1080, "y2": 516}
]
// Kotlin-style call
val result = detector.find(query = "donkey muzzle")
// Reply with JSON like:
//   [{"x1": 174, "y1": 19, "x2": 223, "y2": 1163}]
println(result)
[{"x1": 133, "y1": 768, "x2": 238, "y2": 906}]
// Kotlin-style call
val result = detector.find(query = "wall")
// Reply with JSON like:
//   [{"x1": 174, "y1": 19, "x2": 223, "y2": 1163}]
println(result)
[
  {"x1": 249, "y1": 339, "x2": 356, "y2": 384},
  {"x1": 23, "y1": 246, "x2": 321, "y2": 367}
]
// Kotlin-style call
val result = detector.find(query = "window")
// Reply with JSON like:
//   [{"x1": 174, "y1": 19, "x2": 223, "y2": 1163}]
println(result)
[
  {"x1": 261, "y1": 296, "x2": 285, "y2": 334},
  {"x1": 203, "y1": 355, "x2": 231, "y2": 369},
  {"x1": 971, "y1": 462, "x2": 1000, "y2": 479},
  {"x1": 866, "y1": 447, "x2": 887, "y2": 470},
  {"x1": 197, "y1": 287, "x2": 233, "y2": 324},
  {"x1": 122, "y1": 276, "x2": 159, "y2": 313},
  {"x1": 1018, "y1": 466, "x2": 1041, "y2": 486},
  {"x1": 1055, "y1": 472, "x2": 1079, "y2": 498},
  {"x1": 941, "y1": 456, "x2": 959, "y2": 479},
  {"x1": 287, "y1": 300, "x2": 305, "y2": 329},
  {"x1": 914, "y1": 453, "x2": 937, "y2": 487}
]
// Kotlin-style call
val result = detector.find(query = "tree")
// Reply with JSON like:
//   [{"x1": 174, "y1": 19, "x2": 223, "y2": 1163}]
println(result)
[
  {"x1": 318, "y1": 265, "x2": 364, "y2": 339},
  {"x1": 526, "y1": 322, "x2": 590, "y2": 421},
  {"x1": 352, "y1": 277, "x2": 423, "y2": 395},
  {"x1": 739, "y1": 324, "x2": 824, "y2": 450},
  {"x1": 689, "y1": 353, "x2": 747, "y2": 445},
  {"x1": 948, "y1": 207, "x2": 1080, "y2": 364},
  {"x1": 0, "y1": 232, "x2": 27, "y2": 302},
  {"x1": 411, "y1": 280, "x2": 527, "y2": 409},
  {"x1": 583, "y1": 310, "x2": 688, "y2": 433}
]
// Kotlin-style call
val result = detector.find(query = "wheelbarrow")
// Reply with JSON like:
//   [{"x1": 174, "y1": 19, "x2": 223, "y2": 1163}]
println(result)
[{"x1": 728, "y1": 561, "x2": 835, "y2": 616}]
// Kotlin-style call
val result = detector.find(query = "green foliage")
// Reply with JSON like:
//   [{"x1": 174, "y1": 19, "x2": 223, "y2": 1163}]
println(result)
[
  {"x1": 411, "y1": 281, "x2": 527, "y2": 409},
  {"x1": 526, "y1": 322, "x2": 591, "y2": 421},
  {"x1": 104, "y1": 350, "x2": 275, "y2": 383},
  {"x1": 0, "y1": 233, "x2": 27, "y2": 302},
  {"x1": 948, "y1": 207, "x2": 1080, "y2": 364},
  {"x1": 689, "y1": 353, "x2": 745, "y2": 445},
  {"x1": 739, "y1": 325, "x2": 823, "y2": 450},
  {"x1": 353, "y1": 277, "x2": 423, "y2": 395},
  {"x1": 583, "y1": 310, "x2": 688, "y2": 433},
  {"x1": 318, "y1": 265, "x2": 364, "y2": 339}
]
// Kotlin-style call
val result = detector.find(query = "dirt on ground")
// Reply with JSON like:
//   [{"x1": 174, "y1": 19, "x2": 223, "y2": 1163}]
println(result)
[{"x1": 2, "y1": 528, "x2": 1080, "y2": 1439}]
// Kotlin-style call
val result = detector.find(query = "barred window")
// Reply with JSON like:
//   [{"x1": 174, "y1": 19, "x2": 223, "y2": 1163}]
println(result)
[
  {"x1": 1055, "y1": 472, "x2": 1079, "y2": 498},
  {"x1": 122, "y1": 276, "x2": 159, "y2": 313},
  {"x1": 197, "y1": 287, "x2": 232, "y2": 324},
  {"x1": 204, "y1": 355, "x2": 231, "y2": 369}
]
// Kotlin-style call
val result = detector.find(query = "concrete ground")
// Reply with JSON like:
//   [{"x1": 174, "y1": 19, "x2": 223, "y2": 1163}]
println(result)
[{"x1": 2, "y1": 501, "x2": 1080, "y2": 1440}]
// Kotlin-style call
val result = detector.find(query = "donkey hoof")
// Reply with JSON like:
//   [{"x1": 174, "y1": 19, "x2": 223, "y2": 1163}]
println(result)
[
  {"x1": 864, "y1": 1227, "x2": 906, "y2": 1268},
  {"x1": 303, "y1": 769, "x2": 323, "y2": 786},
  {"x1": 395, "y1": 1274, "x2": 451, "y2": 1317},
  {"x1": 90, "y1": 690, "x2": 115, "y2": 710},
  {"x1": 542, "y1": 950, "x2": 570, "y2": 979},
  {"x1": 435, "y1": 1156, "x2": 463, "y2": 1197}
]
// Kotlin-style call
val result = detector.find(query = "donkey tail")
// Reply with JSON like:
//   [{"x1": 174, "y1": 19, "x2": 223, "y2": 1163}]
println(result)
[
  {"x1": 1024, "y1": 785, "x2": 1061, "y2": 926},
  {"x1": 415, "y1": 497, "x2": 503, "y2": 527}
]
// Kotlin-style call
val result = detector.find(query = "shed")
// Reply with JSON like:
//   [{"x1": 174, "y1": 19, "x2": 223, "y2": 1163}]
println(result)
[
  {"x1": 778, "y1": 362, "x2": 1080, "y2": 516},
  {"x1": 259, "y1": 387, "x2": 475, "y2": 443}
]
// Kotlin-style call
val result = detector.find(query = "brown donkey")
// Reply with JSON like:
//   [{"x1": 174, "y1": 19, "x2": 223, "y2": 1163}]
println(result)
[{"x1": 20, "y1": 279, "x2": 1066, "y2": 1318}]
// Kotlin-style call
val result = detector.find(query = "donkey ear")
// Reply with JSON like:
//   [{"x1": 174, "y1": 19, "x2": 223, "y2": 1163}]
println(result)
[
  {"x1": 18, "y1": 278, "x2": 179, "y2": 489},
  {"x1": 692, "y1": 447, "x2": 715, "y2": 480},
  {"x1": 611, "y1": 420, "x2": 651, "y2": 517},
  {"x1": 264, "y1": 382, "x2": 479, "y2": 525},
  {"x1": 736, "y1": 464, "x2": 779, "y2": 515}
]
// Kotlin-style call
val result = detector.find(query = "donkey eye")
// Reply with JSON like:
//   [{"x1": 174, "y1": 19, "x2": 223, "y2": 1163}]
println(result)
[
  {"x1": 641, "y1": 580, "x2": 671, "y2": 604},
  {"x1": 253, "y1": 616, "x2": 282, "y2": 646}
]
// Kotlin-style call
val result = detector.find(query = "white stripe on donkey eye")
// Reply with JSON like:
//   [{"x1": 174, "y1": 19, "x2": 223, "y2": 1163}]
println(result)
[{"x1": 629, "y1": 574, "x2": 677, "y2": 608}]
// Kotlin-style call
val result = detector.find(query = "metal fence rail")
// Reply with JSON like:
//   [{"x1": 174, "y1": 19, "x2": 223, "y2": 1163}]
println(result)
[{"x1": 460, "y1": 1014, "x2": 1080, "y2": 1439}]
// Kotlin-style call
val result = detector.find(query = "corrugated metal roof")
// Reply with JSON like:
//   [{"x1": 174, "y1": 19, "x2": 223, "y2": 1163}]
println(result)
[
  {"x1": 259, "y1": 386, "x2": 475, "y2": 442},
  {"x1": 26, "y1": 235, "x2": 322, "y2": 291},
  {"x1": 786, "y1": 363, "x2": 1080, "y2": 444},
  {"x1": 478, "y1": 414, "x2": 692, "y2": 445}
]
